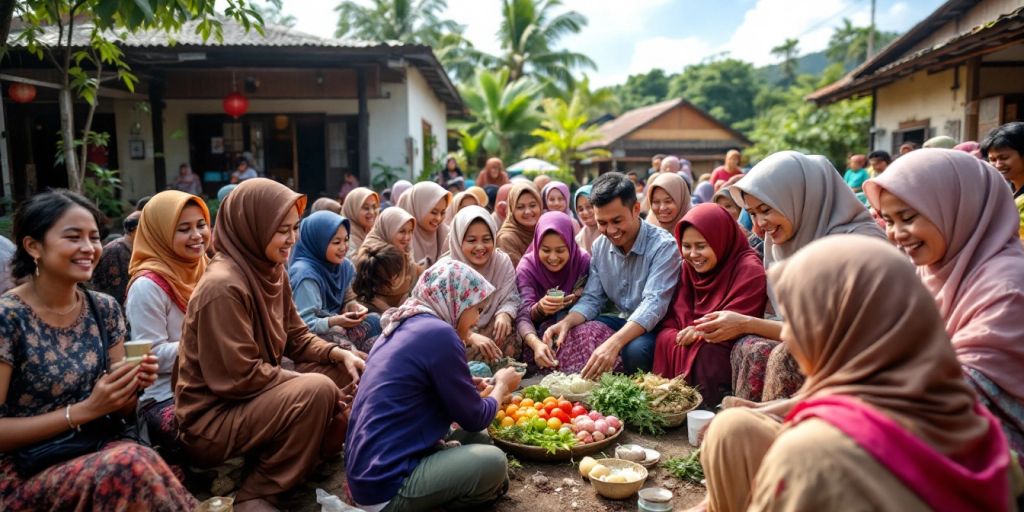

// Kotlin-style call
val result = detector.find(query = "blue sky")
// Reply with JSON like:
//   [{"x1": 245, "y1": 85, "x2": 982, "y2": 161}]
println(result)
[{"x1": 288, "y1": 0, "x2": 948, "y2": 86}]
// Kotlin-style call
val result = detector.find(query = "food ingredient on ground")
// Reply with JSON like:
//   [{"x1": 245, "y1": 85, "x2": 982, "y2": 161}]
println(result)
[
  {"x1": 634, "y1": 373, "x2": 701, "y2": 414},
  {"x1": 588, "y1": 464, "x2": 610, "y2": 480},
  {"x1": 588, "y1": 373, "x2": 667, "y2": 435},
  {"x1": 578, "y1": 456, "x2": 598, "y2": 477},
  {"x1": 541, "y1": 372, "x2": 599, "y2": 396},
  {"x1": 491, "y1": 392, "x2": 623, "y2": 452},
  {"x1": 663, "y1": 447, "x2": 705, "y2": 484},
  {"x1": 615, "y1": 445, "x2": 647, "y2": 462},
  {"x1": 521, "y1": 385, "x2": 551, "y2": 402},
  {"x1": 590, "y1": 466, "x2": 644, "y2": 483}
]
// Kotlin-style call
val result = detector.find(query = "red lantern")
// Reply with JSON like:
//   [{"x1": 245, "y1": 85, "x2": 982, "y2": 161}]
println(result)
[
  {"x1": 222, "y1": 91, "x2": 249, "y2": 119},
  {"x1": 8, "y1": 83, "x2": 37, "y2": 104}
]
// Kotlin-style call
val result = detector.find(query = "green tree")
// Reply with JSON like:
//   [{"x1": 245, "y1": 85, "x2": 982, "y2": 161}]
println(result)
[
  {"x1": 334, "y1": 0, "x2": 458, "y2": 42},
  {"x1": 667, "y1": 58, "x2": 763, "y2": 131},
  {"x1": 496, "y1": 0, "x2": 595, "y2": 88},
  {"x1": 524, "y1": 91, "x2": 610, "y2": 184},
  {"x1": 456, "y1": 68, "x2": 541, "y2": 162},
  {"x1": 826, "y1": 18, "x2": 899, "y2": 67},
  {"x1": 8, "y1": 0, "x2": 264, "y2": 192},
  {"x1": 770, "y1": 38, "x2": 799, "y2": 85},
  {"x1": 612, "y1": 68, "x2": 673, "y2": 112},
  {"x1": 253, "y1": 0, "x2": 295, "y2": 27},
  {"x1": 432, "y1": 29, "x2": 481, "y2": 84}
]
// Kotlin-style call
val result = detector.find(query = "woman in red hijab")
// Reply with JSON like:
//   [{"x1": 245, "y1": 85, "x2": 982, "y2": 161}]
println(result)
[{"x1": 653, "y1": 203, "x2": 767, "y2": 408}]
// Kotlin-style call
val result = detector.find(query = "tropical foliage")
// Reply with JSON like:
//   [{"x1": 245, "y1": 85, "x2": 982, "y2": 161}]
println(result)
[
  {"x1": 524, "y1": 91, "x2": 610, "y2": 184},
  {"x1": 494, "y1": 0, "x2": 594, "y2": 88},
  {"x1": 334, "y1": 0, "x2": 458, "y2": 43},
  {"x1": 456, "y1": 68, "x2": 541, "y2": 163}
]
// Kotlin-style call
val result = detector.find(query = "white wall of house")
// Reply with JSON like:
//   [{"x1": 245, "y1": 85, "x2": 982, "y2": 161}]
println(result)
[
  {"x1": 112, "y1": 99, "x2": 155, "y2": 200},
  {"x1": 406, "y1": 66, "x2": 449, "y2": 179},
  {"x1": 369, "y1": 80, "x2": 413, "y2": 181},
  {"x1": 873, "y1": 67, "x2": 967, "y2": 152}
]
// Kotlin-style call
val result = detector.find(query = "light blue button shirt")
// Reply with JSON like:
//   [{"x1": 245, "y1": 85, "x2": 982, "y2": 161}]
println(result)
[{"x1": 571, "y1": 221, "x2": 681, "y2": 331}]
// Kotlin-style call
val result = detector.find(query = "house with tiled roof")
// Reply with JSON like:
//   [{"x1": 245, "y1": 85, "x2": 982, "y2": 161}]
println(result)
[
  {"x1": 579, "y1": 98, "x2": 750, "y2": 179},
  {"x1": 1, "y1": 18, "x2": 463, "y2": 202},
  {"x1": 807, "y1": 0, "x2": 1023, "y2": 152}
]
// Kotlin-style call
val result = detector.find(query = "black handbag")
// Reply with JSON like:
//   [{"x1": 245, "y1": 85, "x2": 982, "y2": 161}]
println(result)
[{"x1": 13, "y1": 289, "x2": 136, "y2": 476}]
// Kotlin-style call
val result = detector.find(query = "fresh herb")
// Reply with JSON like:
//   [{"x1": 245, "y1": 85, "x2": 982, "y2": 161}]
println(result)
[
  {"x1": 663, "y1": 448, "x2": 704, "y2": 484},
  {"x1": 492, "y1": 425, "x2": 577, "y2": 454},
  {"x1": 634, "y1": 373, "x2": 702, "y2": 414},
  {"x1": 587, "y1": 373, "x2": 666, "y2": 435},
  {"x1": 522, "y1": 385, "x2": 551, "y2": 402}
]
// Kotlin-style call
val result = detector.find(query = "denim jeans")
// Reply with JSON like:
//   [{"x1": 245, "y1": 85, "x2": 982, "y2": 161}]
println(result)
[{"x1": 595, "y1": 315, "x2": 655, "y2": 374}]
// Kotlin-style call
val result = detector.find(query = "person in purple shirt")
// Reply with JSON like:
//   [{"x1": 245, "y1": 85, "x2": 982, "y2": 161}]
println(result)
[{"x1": 344, "y1": 260, "x2": 522, "y2": 511}]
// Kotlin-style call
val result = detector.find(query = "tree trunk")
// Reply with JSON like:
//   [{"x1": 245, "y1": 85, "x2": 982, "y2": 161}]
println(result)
[
  {"x1": 58, "y1": 87, "x2": 81, "y2": 192},
  {"x1": 0, "y1": 0, "x2": 15, "y2": 47}
]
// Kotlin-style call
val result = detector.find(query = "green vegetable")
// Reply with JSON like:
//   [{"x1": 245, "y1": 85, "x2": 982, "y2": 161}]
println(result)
[
  {"x1": 492, "y1": 424, "x2": 577, "y2": 454},
  {"x1": 521, "y1": 385, "x2": 551, "y2": 402},
  {"x1": 663, "y1": 448, "x2": 705, "y2": 483},
  {"x1": 587, "y1": 373, "x2": 666, "y2": 435}
]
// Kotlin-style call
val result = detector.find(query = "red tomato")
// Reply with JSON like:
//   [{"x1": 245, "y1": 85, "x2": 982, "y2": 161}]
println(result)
[
  {"x1": 538, "y1": 408, "x2": 549, "y2": 419},
  {"x1": 552, "y1": 409, "x2": 571, "y2": 423},
  {"x1": 570, "y1": 405, "x2": 587, "y2": 418},
  {"x1": 544, "y1": 402, "x2": 558, "y2": 414},
  {"x1": 558, "y1": 400, "x2": 572, "y2": 414}
]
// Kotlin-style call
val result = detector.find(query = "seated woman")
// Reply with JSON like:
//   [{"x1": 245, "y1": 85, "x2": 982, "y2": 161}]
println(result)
[
  {"x1": 345, "y1": 260, "x2": 521, "y2": 512},
  {"x1": 341, "y1": 187, "x2": 379, "y2": 258},
  {"x1": 573, "y1": 185, "x2": 600, "y2": 254},
  {"x1": 865, "y1": 148, "x2": 1024, "y2": 455},
  {"x1": 699, "y1": 235, "x2": 1016, "y2": 512},
  {"x1": 717, "y1": 151, "x2": 883, "y2": 403},
  {"x1": 491, "y1": 183, "x2": 513, "y2": 227},
  {"x1": 439, "y1": 206, "x2": 522, "y2": 362},
  {"x1": 541, "y1": 181, "x2": 580, "y2": 233},
  {"x1": 713, "y1": 185, "x2": 764, "y2": 259},
  {"x1": 466, "y1": 186, "x2": 490, "y2": 211},
  {"x1": 653, "y1": 204, "x2": 767, "y2": 409},
  {"x1": 1, "y1": 190, "x2": 194, "y2": 510},
  {"x1": 175, "y1": 178, "x2": 364, "y2": 510},
  {"x1": 496, "y1": 182, "x2": 542, "y2": 267},
  {"x1": 354, "y1": 208, "x2": 420, "y2": 313},
  {"x1": 444, "y1": 190, "x2": 479, "y2": 225},
  {"x1": 396, "y1": 182, "x2": 451, "y2": 266},
  {"x1": 289, "y1": 211, "x2": 381, "y2": 354},
  {"x1": 516, "y1": 212, "x2": 617, "y2": 374},
  {"x1": 126, "y1": 190, "x2": 210, "y2": 461},
  {"x1": 353, "y1": 242, "x2": 410, "y2": 315},
  {"x1": 644, "y1": 172, "x2": 691, "y2": 232}
]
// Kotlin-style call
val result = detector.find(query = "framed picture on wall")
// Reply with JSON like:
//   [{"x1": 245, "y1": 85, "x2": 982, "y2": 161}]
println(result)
[
  {"x1": 129, "y1": 140, "x2": 145, "y2": 160},
  {"x1": 211, "y1": 136, "x2": 225, "y2": 155}
]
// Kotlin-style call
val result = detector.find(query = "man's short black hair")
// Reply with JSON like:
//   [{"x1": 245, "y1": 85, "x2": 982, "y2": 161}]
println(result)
[
  {"x1": 590, "y1": 172, "x2": 637, "y2": 208},
  {"x1": 868, "y1": 150, "x2": 892, "y2": 163},
  {"x1": 135, "y1": 196, "x2": 151, "y2": 211},
  {"x1": 981, "y1": 122, "x2": 1024, "y2": 159},
  {"x1": 123, "y1": 215, "x2": 140, "y2": 233}
]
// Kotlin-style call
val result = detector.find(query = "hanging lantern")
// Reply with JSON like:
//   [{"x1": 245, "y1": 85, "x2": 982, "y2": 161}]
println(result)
[
  {"x1": 222, "y1": 91, "x2": 249, "y2": 119},
  {"x1": 8, "y1": 83, "x2": 37, "y2": 104}
]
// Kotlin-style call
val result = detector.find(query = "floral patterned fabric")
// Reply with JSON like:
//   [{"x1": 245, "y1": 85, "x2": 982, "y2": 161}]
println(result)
[
  {"x1": 90, "y1": 237, "x2": 132, "y2": 310},
  {"x1": 964, "y1": 366, "x2": 1024, "y2": 458},
  {"x1": 730, "y1": 335, "x2": 804, "y2": 402},
  {"x1": 522, "y1": 319, "x2": 619, "y2": 375},
  {"x1": 381, "y1": 260, "x2": 495, "y2": 337}
]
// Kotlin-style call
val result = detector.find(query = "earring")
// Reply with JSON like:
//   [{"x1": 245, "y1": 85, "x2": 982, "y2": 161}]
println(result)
[{"x1": 34, "y1": 258, "x2": 39, "y2": 277}]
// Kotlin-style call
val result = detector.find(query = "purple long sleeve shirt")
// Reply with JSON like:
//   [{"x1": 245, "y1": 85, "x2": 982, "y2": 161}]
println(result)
[{"x1": 344, "y1": 313, "x2": 498, "y2": 506}]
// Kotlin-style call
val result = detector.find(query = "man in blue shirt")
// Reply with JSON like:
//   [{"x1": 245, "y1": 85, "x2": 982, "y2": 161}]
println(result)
[{"x1": 544, "y1": 172, "x2": 682, "y2": 379}]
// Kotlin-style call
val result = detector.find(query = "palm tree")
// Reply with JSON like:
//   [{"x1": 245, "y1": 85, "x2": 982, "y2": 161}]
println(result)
[
  {"x1": 334, "y1": 0, "x2": 458, "y2": 42},
  {"x1": 826, "y1": 18, "x2": 899, "y2": 67},
  {"x1": 771, "y1": 38, "x2": 799, "y2": 85},
  {"x1": 456, "y1": 68, "x2": 541, "y2": 161},
  {"x1": 497, "y1": 0, "x2": 595, "y2": 88},
  {"x1": 433, "y1": 29, "x2": 482, "y2": 84},
  {"x1": 524, "y1": 89, "x2": 609, "y2": 182}
]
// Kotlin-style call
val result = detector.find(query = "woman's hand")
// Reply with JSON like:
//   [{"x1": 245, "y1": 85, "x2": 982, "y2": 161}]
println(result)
[
  {"x1": 136, "y1": 353, "x2": 159, "y2": 390},
  {"x1": 331, "y1": 346, "x2": 365, "y2": 383},
  {"x1": 537, "y1": 295, "x2": 565, "y2": 316},
  {"x1": 694, "y1": 311, "x2": 750, "y2": 343},
  {"x1": 344, "y1": 302, "x2": 368, "y2": 316},
  {"x1": 542, "y1": 320, "x2": 570, "y2": 349},
  {"x1": 528, "y1": 335, "x2": 558, "y2": 369},
  {"x1": 470, "y1": 333, "x2": 502, "y2": 363},
  {"x1": 472, "y1": 376, "x2": 494, "y2": 397},
  {"x1": 331, "y1": 311, "x2": 366, "y2": 329},
  {"x1": 492, "y1": 313, "x2": 513, "y2": 343},
  {"x1": 675, "y1": 326, "x2": 703, "y2": 346},
  {"x1": 82, "y1": 361, "x2": 141, "y2": 419}
]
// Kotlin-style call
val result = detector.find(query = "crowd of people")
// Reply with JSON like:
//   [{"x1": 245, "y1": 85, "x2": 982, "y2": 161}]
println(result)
[{"x1": 0, "y1": 121, "x2": 1022, "y2": 511}]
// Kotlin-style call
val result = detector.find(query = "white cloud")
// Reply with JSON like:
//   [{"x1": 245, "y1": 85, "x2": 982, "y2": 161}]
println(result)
[
  {"x1": 723, "y1": 0, "x2": 865, "y2": 66},
  {"x1": 626, "y1": 36, "x2": 714, "y2": 75}
]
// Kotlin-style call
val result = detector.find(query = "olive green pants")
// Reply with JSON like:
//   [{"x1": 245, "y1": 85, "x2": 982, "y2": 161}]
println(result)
[{"x1": 383, "y1": 430, "x2": 509, "y2": 512}]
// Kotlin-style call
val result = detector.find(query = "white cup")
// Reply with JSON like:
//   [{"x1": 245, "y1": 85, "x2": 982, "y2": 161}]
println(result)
[{"x1": 687, "y1": 410, "x2": 715, "y2": 446}]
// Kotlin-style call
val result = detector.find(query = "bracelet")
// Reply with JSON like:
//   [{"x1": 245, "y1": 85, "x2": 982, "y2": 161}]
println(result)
[{"x1": 65, "y1": 404, "x2": 81, "y2": 432}]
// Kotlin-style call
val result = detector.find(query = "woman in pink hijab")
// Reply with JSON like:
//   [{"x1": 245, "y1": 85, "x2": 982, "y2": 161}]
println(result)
[{"x1": 865, "y1": 148, "x2": 1024, "y2": 454}]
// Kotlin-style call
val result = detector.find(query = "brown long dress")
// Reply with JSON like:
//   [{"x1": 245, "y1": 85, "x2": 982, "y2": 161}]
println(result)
[{"x1": 174, "y1": 178, "x2": 354, "y2": 504}]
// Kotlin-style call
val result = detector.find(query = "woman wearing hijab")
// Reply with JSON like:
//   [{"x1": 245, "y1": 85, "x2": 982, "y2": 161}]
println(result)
[
  {"x1": 645, "y1": 172, "x2": 691, "y2": 232},
  {"x1": 541, "y1": 181, "x2": 581, "y2": 233},
  {"x1": 496, "y1": 182, "x2": 542, "y2": 267},
  {"x1": 652, "y1": 204, "x2": 766, "y2": 409},
  {"x1": 476, "y1": 157, "x2": 511, "y2": 188},
  {"x1": 345, "y1": 260, "x2": 521, "y2": 511},
  {"x1": 126, "y1": 190, "x2": 210, "y2": 459},
  {"x1": 573, "y1": 185, "x2": 601, "y2": 254},
  {"x1": 699, "y1": 236, "x2": 1015, "y2": 512},
  {"x1": 710, "y1": 149, "x2": 743, "y2": 189},
  {"x1": 439, "y1": 206, "x2": 522, "y2": 362},
  {"x1": 516, "y1": 212, "x2": 617, "y2": 373},
  {"x1": 397, "y1": 182, "x2": 451, "y2": 267},
  {"x1": 289, "y1": 211, "x2": 381, "y2": 354},
  {"x1": 172, "y1": 163, "x2": 203, "y2": 196},
  {"x1": 491, "y1": 183, "x2": 513, "y2": 226},
  {"x1": 174, "y1": 178, "x2": 364, "y2": 510},
  {"x1": 865, "y1": 149, "x2": 1024, "y2": 454},
  {"x1": 444, "y1": 190, "x2": 480, "y2": 225},
  {"x1": 715, "y1": 151, "x2": 885, "y2": 404},
  {"x1": 353, "y1": 208, "x2": 420, "y2": 314},
  {"x1": 390, "y1": 180, "x2": 412, "y2": 204},
  {"x1": 692, "y1": 177, "x2": 714, "y2": 205},
  {"x1": 713, "y1": 184, "x2": 764, "y2": 259},
  {"x1": 341, "y1": 187, "x2": 380, "y2": 258},
  {"x1": 466, "y1": 186, "x2": 490, "y2": 210}
]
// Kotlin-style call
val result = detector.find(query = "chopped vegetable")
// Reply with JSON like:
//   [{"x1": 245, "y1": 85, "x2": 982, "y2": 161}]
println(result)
[
  {"x1": 492, "y1": 425, "x2": 576, "y2": 454},
  {"x1": 540, "y1": 372, "x2": 599, "y2": 396},
  {"x1": 663, "y1": 448, "x2": 705, "y2": 484},
  {"x1": 521, "y1": 385, "x2": 551, "y2": 402},
  {"x1": 588, "y1": 373, "x2": 666, "y2": 435},
  {"x1": 634, "y1": 373, "x2": 701, "y2": 414}
]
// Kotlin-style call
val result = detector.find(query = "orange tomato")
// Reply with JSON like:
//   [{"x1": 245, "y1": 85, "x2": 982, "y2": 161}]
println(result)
[
  {"x1": 505, "y1": 404, "x2": 519, "y2": 417},
  {"x1": 500, "y1": 416, "x2": 515, "y2": 428},
  {"x1": 496, "y1": 410, "x2": 506, "y2": 421},
  {"x1": 544, "y1": 402, "x2": 558, "y2": 414},
  {"x1": 511, "y1": 395, "x2": 522, "y2": 405},
  {"x1": 516, "y1": 416, "x2": 530, "y2": 427},
  {"x1": 520, "y1": 398, "x2": 535, "y2": 409},
  {"x1": 546, "y1": 417, "x2": 562, "y2": 430},
  {"x1": 543, "y1": 397, "x2": 558, "y2": 406}
]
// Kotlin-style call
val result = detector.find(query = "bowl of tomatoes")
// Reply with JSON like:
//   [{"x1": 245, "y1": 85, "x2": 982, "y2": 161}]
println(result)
[{"x1": 489, "y1": 386, "x2": 624, "y2": 462}]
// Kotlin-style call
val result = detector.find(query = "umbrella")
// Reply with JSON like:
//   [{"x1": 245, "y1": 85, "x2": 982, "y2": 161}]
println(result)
[{"x1": 507, "y1": 158, "x2": 560, "y2": 173}]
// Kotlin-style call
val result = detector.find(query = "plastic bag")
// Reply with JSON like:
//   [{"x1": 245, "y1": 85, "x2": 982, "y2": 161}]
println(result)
[{"x1": 316, "y1": 488, "x2": 366, "y2": 512}]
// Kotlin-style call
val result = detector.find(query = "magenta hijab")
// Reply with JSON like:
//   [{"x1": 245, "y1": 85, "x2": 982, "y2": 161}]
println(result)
[
  {"x1": 541, "y1": 181, "x2": 572, "y2": 214},
  {"x1": 864, "y1": 149, "x2": 1024, "y2": 403},
  {"x1": 516, "y1": 212, "x2": 590, "y2": 297}
]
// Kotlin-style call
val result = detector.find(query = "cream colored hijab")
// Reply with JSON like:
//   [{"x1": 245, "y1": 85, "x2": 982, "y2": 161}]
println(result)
[
  {"x1": 440, "y1": 205, "x2": 518, "y2": 325},
  {"x1": 645, "y1": 171, "x2": 691, "y2": 231},
  {"x1": 362, "y1": 207, "x2": 415, "y2": 254},
  {"x1": 444, "y1": 190, "x2": 479, "y2": 224},
  {"x1": 341, "y1": 187, "x2": 379, "y2": 257},
  {"x1": 731, "y1": 150, "x2": 884, "y2": 268},
  {"x1": 396, "y1": 182, "x2": 451, "y2": 266},
  {"x1": 771, "y1": 235, "x2": 989, "y2": 455}
]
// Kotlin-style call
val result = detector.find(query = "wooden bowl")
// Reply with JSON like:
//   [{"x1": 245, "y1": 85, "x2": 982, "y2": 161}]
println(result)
[
  {"x1": 653, "y1": 391, "x2": 703, "y2": 428},
  {"x1": 589, "y1": 458, "x2": 648, "y2": 500},
  {"x1": 489, "y1": 425, "x2": 622, "y2": 462}
]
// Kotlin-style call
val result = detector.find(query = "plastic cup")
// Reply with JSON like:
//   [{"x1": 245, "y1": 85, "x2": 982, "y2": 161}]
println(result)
[
  {"x1": 687, "y1": 410, "x2": 715, "y2": 446},
  {"x1": 123, "y1": 339, "x2": 153, "y2": 365}
]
